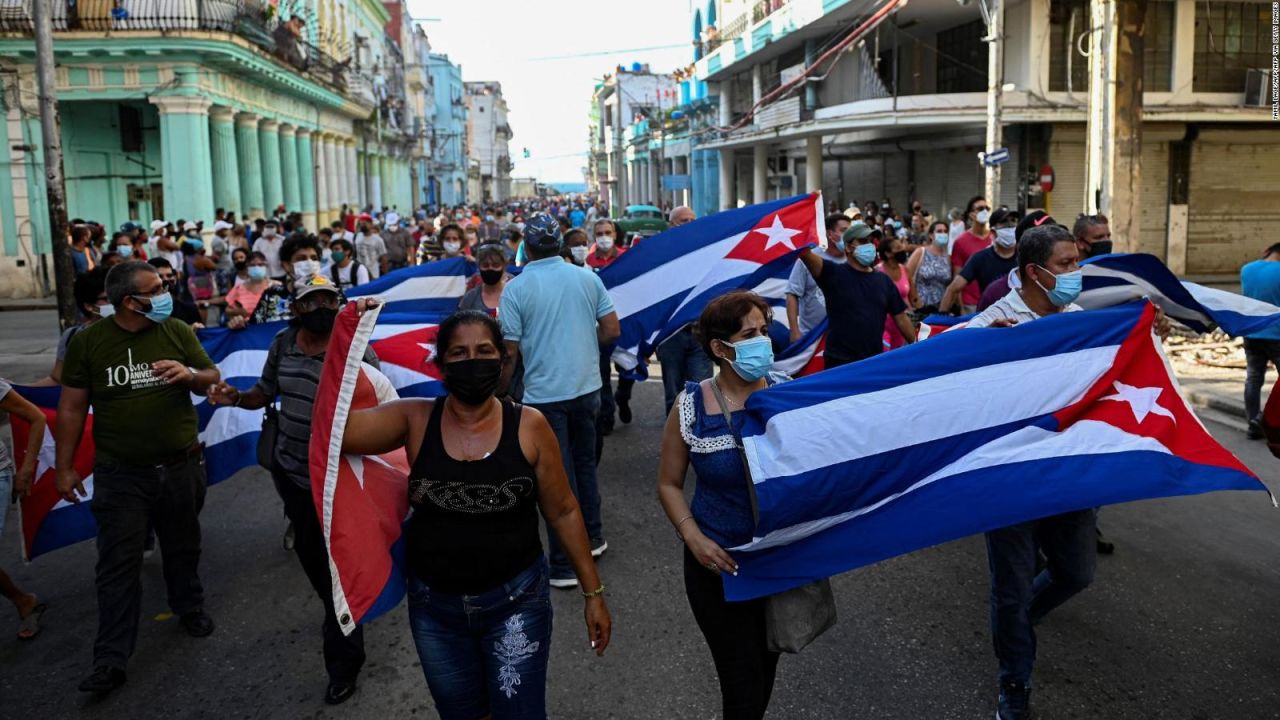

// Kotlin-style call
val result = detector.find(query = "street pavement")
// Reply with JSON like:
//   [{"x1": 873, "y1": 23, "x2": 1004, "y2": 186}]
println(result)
[{"x1": 0, "y1": 310, "x2": 1278, "y2": 719}]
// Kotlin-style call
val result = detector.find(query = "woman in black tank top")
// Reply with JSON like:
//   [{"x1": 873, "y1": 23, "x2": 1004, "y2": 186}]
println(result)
[{"x1": 341, "y1": 310, "x2": 611, "y2": 719}]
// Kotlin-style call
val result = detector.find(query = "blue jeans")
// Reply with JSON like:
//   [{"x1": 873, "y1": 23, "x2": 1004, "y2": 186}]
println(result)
[
  {"x1": 985, "y1": 508, "x2": 1097, "y2": 685},
  {"x1": 408, "y1": 557, "x2": 553, "y2": 720},
  {"x1": 657, "y1": 327, "x2": 712, "y2": 416},
  {"x1": 530, "y1": 392, "x2": 603, "y2": 579},
  {"x1": 1244, "y1": 338, "x2": 1280, "y2": 423}
]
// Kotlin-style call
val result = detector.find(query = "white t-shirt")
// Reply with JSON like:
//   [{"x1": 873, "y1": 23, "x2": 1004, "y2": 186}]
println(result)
[
  {"x1": 333, "y1": 261, "x2": 371, "y2": 291},
  {"x1": 253, "y1": 236, "x2": 285, "y2": 278},
  {"x1": 355, "y1": 233, "x2": 388, "y2": 279}
]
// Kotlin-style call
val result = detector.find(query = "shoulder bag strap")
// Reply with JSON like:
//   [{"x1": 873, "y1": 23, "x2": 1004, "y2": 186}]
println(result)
[{"x1": 708, "y1": 378, "x2": 760, "y2": 525}]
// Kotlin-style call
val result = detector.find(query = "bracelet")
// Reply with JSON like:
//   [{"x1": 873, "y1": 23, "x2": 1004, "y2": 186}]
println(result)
[
  {"x1": 674, "y1": 514, "x2": 695, "y2": 539},
  {"x1": 581, "y1": 584, "x2": 606, "y2": 599}
]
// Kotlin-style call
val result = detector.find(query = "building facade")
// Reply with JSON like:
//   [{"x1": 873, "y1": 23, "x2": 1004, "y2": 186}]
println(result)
[
  {"x1": 681, "y1": 0, "x2": 1274, "y2": 279},
  {"x1": 427, "y1": 53, "x2": 468, "y2": 207},
  {"x1": 0, "y1": 0, "x2": 422, "y2": 298},
  {"x1": 589, "y1": 64, "x2": 681, "y2": 216},
  {"x1": 464, "y1": 81, "x2": 513, "y2": 203}
]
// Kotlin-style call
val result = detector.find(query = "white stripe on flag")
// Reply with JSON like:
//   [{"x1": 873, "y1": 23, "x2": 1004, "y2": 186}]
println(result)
[
  {"x1": 609, "y1": 233, "x2": 746, "y2": 319},
  {"x1": 199, "y1": 405, "x2": 264, "y2": 446},
  {"x1": 742, "y1": 344, "x2": 1119, "y2": 482},
  {"x1": 212, "y1": 348, "x2": 270, "y2": 381},
  {"x1": 733, "y1": 420, "x2": 1170, "y2": 552},
  {"x1": 1183, "y1": 281, "x2": 1280, "y2": 317},
  {"x1": 347, "y1": 274, "x2": 468, "y2": 303},
  {"x1": 1079, "y1": 265, "x2": 1210, "y2": 325},
  {"x1": 369, "y1": 322, "x2": 439, "y2": 340},
  {"x1": 669, "y1": 256, "x2": 775, "y2": 318}
]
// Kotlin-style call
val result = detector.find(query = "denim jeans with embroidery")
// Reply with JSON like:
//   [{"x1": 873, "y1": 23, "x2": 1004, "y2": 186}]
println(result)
[{"x1": 407, "y1": 556, "x2": 553, "y2": 720}]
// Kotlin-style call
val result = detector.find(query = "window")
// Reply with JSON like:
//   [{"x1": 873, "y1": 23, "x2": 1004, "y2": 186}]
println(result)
[
  {"x1": 1194, "y1": 1, "x2": 1271, "y2": 91},
  {"x1": 1048, "y1": 0, "x2": 1089, "y2": 92},
  {"x1": 1146, "y1": 1, "x2": 1175, "y2": 91},
  {"x1": 935, "y1": 19, "x2": 987, "y2": 93}
]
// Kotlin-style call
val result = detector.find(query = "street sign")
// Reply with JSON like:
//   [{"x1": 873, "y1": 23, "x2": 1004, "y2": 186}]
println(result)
[
  {"x1": 981, "y1": 147, "x2": 1011, "y2": 167},
  {"x1": 1039, "y1": 164, "x2": 1055, "y2": 192}
]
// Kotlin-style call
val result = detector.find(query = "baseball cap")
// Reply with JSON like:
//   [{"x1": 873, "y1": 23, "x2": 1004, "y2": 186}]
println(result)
[
  {"x1": 990, "y1": 208, "x2": 1021, "y2": 227},
  {"x1": 523, "y1": 213, "x2": 563, "y2": 251},
  {"x1": 1015, "y1": 210, "x2": 1059, "y2": 242},
  {"x1": 119, "y1": 222, "x2": 141, "y2": 233},
  {"x1": 150, "y1": 220, "x2": 167, "y2": 232},
  {"x1": 181, "y1": 221, "x2": 199, "y2": 232},
  {"x1": 212, "y1": 220, "x2": 233, "y2": 232},
  {"x1": 293, "y1": 274, "x2": 341, "y2": 301},
  {"x1": 841, "y1": 221, "x2": 880, "y2": 245},
  {"x1": 385, "y1": 212, "x2": 400, "y2": 226}
]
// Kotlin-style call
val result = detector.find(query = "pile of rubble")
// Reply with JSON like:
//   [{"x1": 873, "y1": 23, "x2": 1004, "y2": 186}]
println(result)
[{"x1": 1164, "y1": 329, "x2": 1246, "y2": 371}]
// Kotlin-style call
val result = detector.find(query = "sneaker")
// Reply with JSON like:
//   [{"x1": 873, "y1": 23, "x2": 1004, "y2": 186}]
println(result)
[
  {"x1": 143, "y1": 531, "x2": 156, "y2": 560},
  {"x1": 325, "y1": 678, "x2": 358, "y2": 705},
  {"x1": 283, "y1": 522, "x2": 296, "y2": 551},
  {"x1": 549, "y1": 576, "x2": 579, "y2": 590},
  {"x1": 616, "y1": 395, "x2": 632, "y2": 424},
  {"x1": 179, "y1": 609, "x2": 216, "y2": 638},
  {"x1": 1247, "y1": 420, "x2": 1265, "y2": 440},
  {"x1": 78, "y1": 665, "x2": 127, "y2": 694},
  {"x1": 996, "y1": 679, "x2": 1031, "y2": 720},
  {"x1": 591, "y1": 538, "x2": 609, "y2": 558}
]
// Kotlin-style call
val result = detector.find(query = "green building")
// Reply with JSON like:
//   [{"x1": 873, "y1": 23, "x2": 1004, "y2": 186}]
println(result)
[{"x1": 0, "y1": 0, "x2": 422, "y2": 298}]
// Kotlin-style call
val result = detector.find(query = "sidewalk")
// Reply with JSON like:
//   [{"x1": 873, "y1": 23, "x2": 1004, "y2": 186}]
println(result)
[
  {"x1": 0, "y1": 296, "x2": 57, "y2": 312},
  {"x1": 1169, "y1": 334, "x2": 1272, "y2": 434}
]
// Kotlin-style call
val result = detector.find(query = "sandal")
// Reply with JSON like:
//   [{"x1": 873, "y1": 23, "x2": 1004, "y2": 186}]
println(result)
[{"x1": 16, "y1": 603, "x2": 47, "y2": 641}]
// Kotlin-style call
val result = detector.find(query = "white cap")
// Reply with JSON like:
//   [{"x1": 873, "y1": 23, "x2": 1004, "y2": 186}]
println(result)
[
  {"x1": 213, "y1": 220, "x2": 234, "y2": 231},
  {"x1": 182, "y1": 221, "x2": 199, "y2": 231},
  {"x1": 150, "y1": 220, "x2": 167, "y2": 231},
  {"x1": 385, "y1": 212, "x2": 400, "y2": 225}
]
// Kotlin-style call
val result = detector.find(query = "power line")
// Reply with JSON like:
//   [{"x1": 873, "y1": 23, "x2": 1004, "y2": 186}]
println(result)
[{"x1": 526, "y1": 43, "x2": 688, "y2": 62}]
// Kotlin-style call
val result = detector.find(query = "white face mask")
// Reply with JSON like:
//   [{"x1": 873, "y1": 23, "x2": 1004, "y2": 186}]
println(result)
[
  {"x1": 263, "y1": 228, "x2": 277, "y2": 238},
  {"x1": 994, "y1": 227, "x2": 1017, "y2": 248},
  {"x1": 975, "y1": 209, "x2": 991, "y2": 225},
  {"x1": 595, "y1": 236, "x2": 614, "y2": 251},
  {"x1": 443, "y1": 240, "x2": 461, "y2": 255},
  {"x1": 570, "y1": 245, "x2": 589, "y2": 264},
  {"x1": 97, "y1": 302, "x2": 116, "y2": 319},
  {"x1": 292, "y1": 260, "x2": 320, "y2": 280}
]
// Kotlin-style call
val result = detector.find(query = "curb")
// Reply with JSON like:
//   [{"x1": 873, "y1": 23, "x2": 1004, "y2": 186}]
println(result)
[
  {"x1": 1181, "y1": 388, "x2": 1248, "y2": 432},
  {"x1": 0, "y1": 302, "x2": 57, "y2": 312}
]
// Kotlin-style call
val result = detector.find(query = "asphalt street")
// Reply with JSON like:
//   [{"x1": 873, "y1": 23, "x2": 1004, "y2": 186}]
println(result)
[{"x1": 0, "y1": 312, "x2": 1278, "y2": 719}]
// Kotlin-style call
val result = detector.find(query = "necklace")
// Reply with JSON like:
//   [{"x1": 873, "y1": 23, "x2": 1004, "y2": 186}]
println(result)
[{"x1": 713, "y1": 378, "x2": 743, "y2": 411}]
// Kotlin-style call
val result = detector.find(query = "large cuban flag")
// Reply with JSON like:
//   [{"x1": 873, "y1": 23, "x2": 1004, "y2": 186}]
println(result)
[
  {"x1": 722, "y1": 301, "x2": 1272, "y2": 601},
  {"x1": 346, "y1": 256, "x2": 473, "y2": 314},
  {"x1": 312, "y1": 303, "x2": 412, "y2": 635},
  {"x1": 600, "y1": 194, "x2": 823, "y2": 370},
  {"x1": 1080, "y1": 253, "x2": 1280, "y2": 336}
]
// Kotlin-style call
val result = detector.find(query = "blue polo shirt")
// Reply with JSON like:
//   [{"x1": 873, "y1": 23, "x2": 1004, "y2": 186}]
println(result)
[
  {"x1": 499, "y1": 256, "x2": 615, "y2": 404},
  {"x1": 1241, "y1": 259, "x2": 1280, "y2": 340}
]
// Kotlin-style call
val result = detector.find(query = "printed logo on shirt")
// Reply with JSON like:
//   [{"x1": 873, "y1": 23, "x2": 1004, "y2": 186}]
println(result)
[{"x1": 104, "y1": 348, "x2": 165, "y2": 390}]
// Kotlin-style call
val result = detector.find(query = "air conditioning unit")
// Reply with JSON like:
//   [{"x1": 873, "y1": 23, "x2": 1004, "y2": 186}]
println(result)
[{"x1": 1244, "y1": 69, "x2": 1271, "y2": 107}]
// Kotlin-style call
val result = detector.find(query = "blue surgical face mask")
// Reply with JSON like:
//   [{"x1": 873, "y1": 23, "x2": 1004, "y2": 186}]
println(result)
[
  {"x1": 853, "y1": 243, "x2": 878, "y2": 267},
  {"x1": 134, "y1": 292, "x2": 173, "y2": 323},
  {"x1": 117, "y1": 245, "x2": 134, "y2": 259},
  {"x1": 1036, "y1": 266, "x2": 1083, "y2": 307},
  {"x1": 933, "y1": 232, "x2": 949, "y2": 246},
  {"x1": 718, "y1": 335, "x2": 774, "y2": 383},
  {"x1": 834, "y1": 239, "x2": 846, "y2": 253},
  {"x1": 248, "y1": 265, "x2": 268, "y2": 280}
]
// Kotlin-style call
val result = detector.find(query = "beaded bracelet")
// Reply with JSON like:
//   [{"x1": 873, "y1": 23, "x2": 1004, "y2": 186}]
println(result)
[{"x1": 581, "y1": 584, "x2": 606, "y2": 598}]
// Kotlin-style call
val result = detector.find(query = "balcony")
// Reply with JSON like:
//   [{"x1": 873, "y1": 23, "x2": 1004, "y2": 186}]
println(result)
[{"x1": 0, "y1": 0, "x2": 352, "y2": 94}]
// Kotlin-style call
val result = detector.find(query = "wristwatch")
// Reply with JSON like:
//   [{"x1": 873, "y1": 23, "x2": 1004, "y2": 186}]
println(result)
[{"x1": 186, "y1": 366, "x2": 198, "y2": 382}]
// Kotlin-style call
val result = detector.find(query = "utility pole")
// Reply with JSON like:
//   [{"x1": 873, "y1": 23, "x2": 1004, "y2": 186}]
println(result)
[
  {"x1": 33, "y1": 0, "x2": 75, "y2": 329},
  {"x1": 983, "y1": 0, "x2": 1004, "y2": 204},
  {"x1": 1085, "y1": 0, "x2": 1145, "y2": 251}
]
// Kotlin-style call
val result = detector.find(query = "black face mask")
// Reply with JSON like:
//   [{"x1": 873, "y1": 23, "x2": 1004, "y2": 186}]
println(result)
[
  {"x1": 442, "y1": 358, "x2": 502, "y2": 405},
  {"x1": 479, "y1": 269, "x2": 504, "y2": 286},
  {"x1": 298, "y1": 306, "x2": 338, "y2": 335},
  {"x1": 892, "y1": 250, "x2": 910, "y2": 264},
  {"x1": 234, "y1": 260, "x2": 247, "y2": 271},
  {"x1": 1087, "y1": 240, "x2": 1113, "y2": 258}
]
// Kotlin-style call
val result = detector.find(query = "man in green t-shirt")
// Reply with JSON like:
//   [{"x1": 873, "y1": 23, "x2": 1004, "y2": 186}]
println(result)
[{"x1": 55, "y1": 261, "x2": 221, "y2": 695}]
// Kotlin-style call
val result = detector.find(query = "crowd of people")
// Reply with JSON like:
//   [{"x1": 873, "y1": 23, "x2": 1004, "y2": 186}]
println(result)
[{"x1": 1, "y1": 187, "x2": 1275, "y2": 720}]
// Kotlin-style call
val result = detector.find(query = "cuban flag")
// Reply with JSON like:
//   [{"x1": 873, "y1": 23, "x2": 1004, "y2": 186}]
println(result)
[
  {"x1": 722, "y1": 301, "x2": 1271, "y2": 601},
  {"x1": 8, "y1": 386, "x2": 96, "y2": 561},
  {"x1": 918, "y1": 313, "x2": 973, "y2": 340},
  {"x1": 600, "y1": 194, "x2": 823, "y2": 370},
  {"x1": 1080, "y1": 253, "x2": 1280, "y2": 336},
  {"x1": 772, "y1": 320, "x2": 828, "y2": 378},
  {"x1": 345, "y1": 257, "x2": 473, "y2": 314},
  {"x1": 311, "y1": 304, "x2": 414, "y2": 634}
]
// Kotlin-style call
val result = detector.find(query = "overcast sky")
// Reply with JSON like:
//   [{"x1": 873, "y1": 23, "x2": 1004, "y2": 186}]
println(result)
[{"x1": 410, "y1": 0, "x2": 694, "y2": 183}]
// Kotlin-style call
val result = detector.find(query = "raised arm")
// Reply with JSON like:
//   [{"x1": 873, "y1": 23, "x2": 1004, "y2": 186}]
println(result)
[{"x1": 798, "y1": 246, "x2": 823, "y2": 280}]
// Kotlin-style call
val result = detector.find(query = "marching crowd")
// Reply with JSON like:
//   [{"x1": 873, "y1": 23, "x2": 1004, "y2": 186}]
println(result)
[{"x1": 1, "y1": 189, "x2": 1277, "y2": 720}]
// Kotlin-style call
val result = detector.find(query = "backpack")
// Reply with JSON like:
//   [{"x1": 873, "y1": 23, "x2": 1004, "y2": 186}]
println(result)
[{"x1": 331, "y1": 259, "x2": 364, "y2": 290}]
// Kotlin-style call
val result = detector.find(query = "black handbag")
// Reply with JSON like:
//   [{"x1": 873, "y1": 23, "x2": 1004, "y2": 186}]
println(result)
[
  {"x1": 256, "y1": 403, "x2": 278, "y2": 469},
  {"x1": 709, "y1": 379, "x2": 837, "y2": 654}
]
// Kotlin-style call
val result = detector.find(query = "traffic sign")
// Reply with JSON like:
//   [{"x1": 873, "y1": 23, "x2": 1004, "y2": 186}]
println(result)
[{"x1": 981, "y1": 147, "x2": 1010, "y2": 167}]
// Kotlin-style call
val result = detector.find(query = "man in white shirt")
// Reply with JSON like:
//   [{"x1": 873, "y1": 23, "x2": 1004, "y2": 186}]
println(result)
[
  {"x1": 251, "y1": 220, "x2": 286, "y2": 280},
  {"x1": 355, "y1": 219, "x2": 388, "y2": 279}
]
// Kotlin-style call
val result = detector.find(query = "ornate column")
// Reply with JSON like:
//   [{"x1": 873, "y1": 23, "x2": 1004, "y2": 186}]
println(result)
[
  {"x1": 235, "y1": 112, "x2": 264, "y2": 218},
  {"x1": 258, "y1": 119, "x2": 284, "y2": 215},
  {"x1": 333, "y1": 137, "x2": 350, "y2": 211},
  {"x1": 356, "y1": 150, "x2": 367, "y2": 209},
  {"x1": 296, "y1": 128, "x2": 317, "y2": 231},
  {"x1": 150, "y1": 95, "x2": 214, "y2": 223},
  {"x1": 345, "y1": 140, "x2": 359, "y2": 211},
  {"x1": 323, "y1": 136, "x2": 340, "y2": 223},
  {"x1": 209, "y1": 106, "x2": 241, "y2": 216},
  {"x1": 278, "y1": 124, "x2": 301, "y2": 215},
  {"x1": 314, "y1": 133, "x2": 330, "y2": 226}
]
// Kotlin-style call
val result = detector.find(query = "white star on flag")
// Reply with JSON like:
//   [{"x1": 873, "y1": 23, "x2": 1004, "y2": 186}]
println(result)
[
  {"x1": 753, "y1": 215, "x2": 802, "y2": 252},
  {"x1": 1100, "y1": 381, "x2": 1176, "y2": 424},
  {"x1": 418, "y1": 343, "x2": 436, "y2": 363}
]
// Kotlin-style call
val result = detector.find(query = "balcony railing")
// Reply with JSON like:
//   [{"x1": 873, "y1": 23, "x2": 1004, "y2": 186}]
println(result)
[
  {"x1": 751, "y1": 0, "x2": 789, "y2": 24},
  {"x1": 0, "y1": 0, "x2": 352, "y2": 94},
  {"x1": 719, "y1": 13, "x2": 749, "y2": 44}
]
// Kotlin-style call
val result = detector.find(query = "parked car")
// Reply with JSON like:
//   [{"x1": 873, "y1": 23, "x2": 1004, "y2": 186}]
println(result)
[{"x1": 618, "y1": 204, "x2": 668, "y2": 241}]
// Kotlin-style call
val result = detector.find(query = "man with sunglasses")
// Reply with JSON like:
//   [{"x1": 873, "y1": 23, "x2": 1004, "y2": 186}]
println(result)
[{"x1": 54, "y1": 260, "x2": 221, "y2": 695}]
